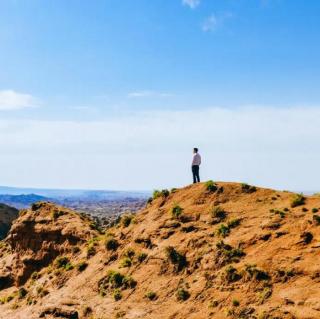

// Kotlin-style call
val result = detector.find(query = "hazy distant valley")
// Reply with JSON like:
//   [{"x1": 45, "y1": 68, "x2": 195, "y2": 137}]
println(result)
[{"x1": 0, "y1": 186, "x2": 149, "y2": 227}]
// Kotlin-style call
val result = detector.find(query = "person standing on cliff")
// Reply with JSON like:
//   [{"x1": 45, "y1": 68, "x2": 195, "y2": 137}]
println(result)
[{"x1": 192, "y1": 148, "x2": 201, "y2": 184}]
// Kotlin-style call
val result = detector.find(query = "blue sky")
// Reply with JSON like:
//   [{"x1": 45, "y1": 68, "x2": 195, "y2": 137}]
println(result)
[{"x1": 0, "y1": 0, "x2": 320, "y2": 191}]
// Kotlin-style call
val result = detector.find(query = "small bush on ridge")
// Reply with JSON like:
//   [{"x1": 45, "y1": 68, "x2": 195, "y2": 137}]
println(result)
[
  {"x1": 206, "y1": 180, "x2": 218, "y2": 192},
  {"x1": 171, "y1": 204, "x2": 184, "y2": 220},
  {"x1": 176, "y1": 288, "x2": 190, "y2": 301},
  {"x1": 291, "y1": 193, "x2": 305, "y2": 208},
  {"x1": 165, "y1": 246, "x2": 187, "y2": 271}
]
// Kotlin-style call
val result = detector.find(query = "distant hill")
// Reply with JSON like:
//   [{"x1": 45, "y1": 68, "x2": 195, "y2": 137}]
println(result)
[
  {"x1": 0, "y1": 194, "x2": 51, "y2": 209},
  {"x1": 0, "y1": 185, "x2": 150, "y2": 201},
  {"x1": 0, "y1": 203, "x2": 18, "y2": 239},
  {"x1": 1, "y1": 182, "x2": 320, "y2": 318}
]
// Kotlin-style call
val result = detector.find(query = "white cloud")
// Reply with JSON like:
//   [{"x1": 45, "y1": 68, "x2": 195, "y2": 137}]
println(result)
[
  {"x1": 202, "y1": 12, "x2": 233, "y2": 32},
  {"x1": 0, "y1": 90, "x2": 38, "y2": 111},
  {"x1": 0, "y1": 106, "x2": 320, "y2": 191},
  {"x1": 182, "y1": 0, "x2": 200, "y2": 9},
  {"x1": 128, "y1": 90, "x2": 173, "y2": 98}
]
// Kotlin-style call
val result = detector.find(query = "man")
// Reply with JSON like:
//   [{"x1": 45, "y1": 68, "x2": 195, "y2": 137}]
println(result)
[{"x1": 192, "y1": 148, "x2": 201, "y2": 184}]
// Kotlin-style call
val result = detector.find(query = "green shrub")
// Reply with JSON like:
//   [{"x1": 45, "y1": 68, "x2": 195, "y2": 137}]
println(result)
[
  {"x1": 76, "y1": 261, "x2": 88, "y2": 272},
  {"x1": 18, "y1": 287, "x2": 28, "y2": 299},
  {"x1": 275, "y1": 269, "x2": 295, "y2": 283},
  {"x1": 211, "y1": 206, "x2": 226, "y2": 222},
  {"x1": 301, "y1": 231, "x2": 313, "y2": 244},
  {"x1": 89, "y1": 221, "x2": 100, "y2": 231},
  {"x1": 51, "y1": 209, "x2": 64, "y2": 220},
  {"x1": 176, "y1": 288, "x2": 190, "y2": 301},
  {"x1": 31, "y1": 202, "x2": 44, "y2": 211},
  {"x1": 105, "y1": 238, "x2": 119, "y2": 251},
  {"x1": 1, "y1": 294, "x2": 15, "y2": 303},
  {"x1": 147, "y1": 197, "x2": 153, "y2": 205},
  {"x1": 216, "y1": 224, "x2": 230, "y2": 238},
  {"x1": 232, "y1": 299, "x2": 240, "y2": 307},
  {"x1": 258, "y1": 287, "x2": 272, "y2": 304},
  {"x1": 161, "y1": 189, "x2": 170, "y2": 197},
  {"x1": 31, "y1": 271, "x2": 41, "y2": 280},
  {"x1": 26, "y1": 296, "x2": 35, "y2": 305},
  {"x1": 165, "y1": 246, "x2": 187, "y2": 271},
  {"x1": 121, "y1": 214, "x2": 135, "y2": 227},
  {"x1": 65, "y1": 262, "x2": 74, "y2": 271},
  {"x1": 122, "y1": 275, "x2": 137, "y2": 289},
  {"x1": 71, "y1": 246, "x2": 81, "y2": 254},
  {"x1": 106, "y1": 271, "x2": 125, "y2": 289},
  {"x1": 36, "y1": 286, "x2": 49, "y2": 297},
  {"x1": 227, "y1": 218, "x2": 241, "y2": 228},
  {"x1": 208, "y1": 300, "x2": 219, "y2": 308},
  {"x1": 55, "y1": 256, "x2": 71, "y2": 270},
  {"x1": 171, "y1": 204, "x2": 183, "y2": 220},
  {"x1": 87, "y1": 245, "x2": 96, "y2": 258},
  {"x1": 223, "y1": 265, "x2": 242, "y2": 283},
  {"x1": 312, "y1": 208, "x2": 319, "y2": 213},
  {"x1": 145, "y1": 291, "x2": 157, "y2": 300},
  {"x1": 113, "y1": 289, "x2": 122, "y2": 301},
  {"x1": 291, "y1": 193, "x2": 305, "y2": 208},
  {"x1": 98, "y1": 270, "x2": 137, "y2": 297},
  {"x1": 153, "y1": 190, "x2": 161, "y2": 199},
  {"x1": 313, "y1": 215, "x2": 320, "y2": 225},
  {"x1": 181, "y1": 225, "x2": 197, "y2": 233},
  {"x1": 206, "y1": 180, "x2": 218, "y2": 192},
  {"x1": 120, "y1": 257, "x2": 132, "y2": 268},
  {"x1": 217, "y1": 219, "x2": 241, "y2": 238},
  {"x1": 216, "y1": 241, "x2": 245, "y2": 264},
  {"x1": 241, "y1": 183, "x2": 257, "y2": 193},
  {"x1": 153, "y1": 189, "x2": 170, "y2": 199},
  {"x1": 124, "y1": 248, "x2": 135, "y2": 259},
  {"x1": 137, "y1": 252, "x2": 148, "y2": 263},
  {"x1": 244, "y1": 264, "x2": 270, "y2": 281},
  {"x1": 273, "y1": 209, "x2": 285, "y2": 218}
]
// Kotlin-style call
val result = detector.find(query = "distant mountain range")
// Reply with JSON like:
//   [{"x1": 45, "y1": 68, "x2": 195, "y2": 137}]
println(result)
[
  {"x1": 0, "y1": 186, "x2": 150, "y2": 209},
  {"x1": 0, "y1": 186, "x2": 150, "y2": 200},
  {"x1": 0, "y1": 194, "x2": 51, "y2": 209}
]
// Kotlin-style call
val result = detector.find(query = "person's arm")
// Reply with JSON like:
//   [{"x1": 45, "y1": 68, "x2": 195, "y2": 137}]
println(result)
[{"x1": 192, "y1": 154, "x2": 196, "y2": 166}]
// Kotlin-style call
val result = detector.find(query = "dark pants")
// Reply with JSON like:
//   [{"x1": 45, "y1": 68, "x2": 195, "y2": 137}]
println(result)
[{"x1": 192, "y1": 165, "x2": 200, "y2": 183}]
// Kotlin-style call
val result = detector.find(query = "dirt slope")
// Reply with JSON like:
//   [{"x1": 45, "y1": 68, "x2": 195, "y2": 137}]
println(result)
[{"x1": 1, "y1": 182, "x2": 320, "y2": 319}]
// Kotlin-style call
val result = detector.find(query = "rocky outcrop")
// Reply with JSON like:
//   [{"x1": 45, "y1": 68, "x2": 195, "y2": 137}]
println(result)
[
  {"x1": 0, "y1": 203, "x2": 18, "y2": 240},
  {"x1": 2, "y1": 202, "x2": 96, "y2": 285}
]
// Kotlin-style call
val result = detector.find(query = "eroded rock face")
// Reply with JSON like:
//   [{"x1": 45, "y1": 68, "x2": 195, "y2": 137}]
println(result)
[
  {"x1": 0, "y1": 203, "x2": 19, "y2": 240},
  {"x1": 3, "y1": 202, "x2": 96, "y2": 285}
]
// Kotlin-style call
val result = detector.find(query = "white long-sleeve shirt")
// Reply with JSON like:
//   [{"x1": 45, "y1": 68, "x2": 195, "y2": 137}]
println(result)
[{"x1": 192, "y1": 153, "x2": 201, "y2": 166}]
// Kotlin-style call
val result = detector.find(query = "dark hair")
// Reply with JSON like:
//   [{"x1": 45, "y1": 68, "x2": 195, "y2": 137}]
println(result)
[{"x1": 194, "y1": 148, "x2": 198, "y2": 153}]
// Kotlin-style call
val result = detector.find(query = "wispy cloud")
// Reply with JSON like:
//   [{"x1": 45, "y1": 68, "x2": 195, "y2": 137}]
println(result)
[
  {"x1": 182, "y1": 0, "x2": 200, "y2": 9},
  {"x1": 202, "y1": 12, "x2": 233, "y2": 32},
  {"x1": 128, "y1": 90, "x2": 173, "y2": 98},
  {"x1": 0, "y1": 90, "x2": 38, "y2": 111}
]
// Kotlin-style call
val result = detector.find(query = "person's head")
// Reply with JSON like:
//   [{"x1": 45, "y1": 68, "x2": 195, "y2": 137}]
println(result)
[{"x1": 193, "y1": 148, "x2": 198, "y2": 154}]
